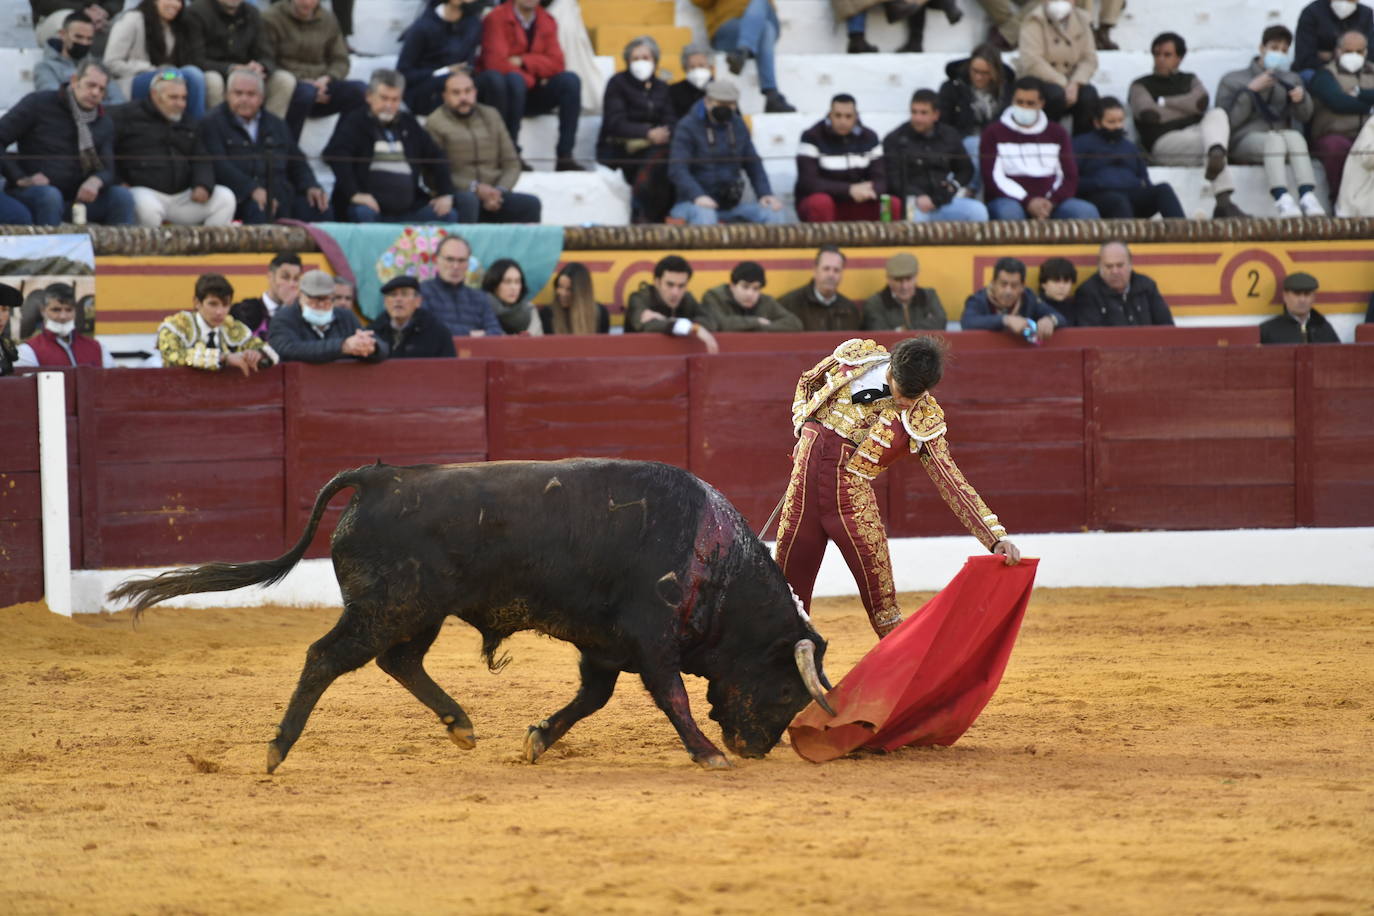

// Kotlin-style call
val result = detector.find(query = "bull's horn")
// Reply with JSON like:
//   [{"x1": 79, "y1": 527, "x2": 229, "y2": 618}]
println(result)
[{"x1": 794, "y1": 639, "x2": 836, "y2": 716}]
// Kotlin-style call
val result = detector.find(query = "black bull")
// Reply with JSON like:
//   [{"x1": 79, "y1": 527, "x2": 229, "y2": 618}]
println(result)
[{"x1": 110, "y1": 459, "x2": 835, "y2": 771}]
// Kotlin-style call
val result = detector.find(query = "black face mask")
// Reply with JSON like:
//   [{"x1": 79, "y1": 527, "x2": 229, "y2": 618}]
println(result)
[
  {"x1": 709, "y1": 105, "x2": 733, "y2": 124},
  {"x1": 68, "y1": 41, "x2": 91, "y2": 61},
  {"x1": 1098, "y1": 127, "x2": 1125, "y2": 142}
]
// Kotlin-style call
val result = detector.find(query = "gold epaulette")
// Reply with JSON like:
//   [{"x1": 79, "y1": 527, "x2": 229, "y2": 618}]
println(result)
[{"x1": 902, "y1": 393, "x2": 947, "y2": 450}]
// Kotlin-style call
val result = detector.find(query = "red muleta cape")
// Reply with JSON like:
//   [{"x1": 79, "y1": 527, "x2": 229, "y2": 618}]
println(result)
[{"x1": 789, "y1": 555, "x2": 1039, "y2": 763}]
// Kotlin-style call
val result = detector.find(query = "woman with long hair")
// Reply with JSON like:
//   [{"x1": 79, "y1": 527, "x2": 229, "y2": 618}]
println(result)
[
  {"x1": 481, "y1": 258, "x2": 544, "y2": 336},
  {"x1": 105, "y1": 0, "x2": 207, "y2": 119},
  {"x1": 937, "y1": 42, "x2": 1014, "y2": 191},
  {"x1": 539, "y1": 262, "x2": 609, "y2": 335}
]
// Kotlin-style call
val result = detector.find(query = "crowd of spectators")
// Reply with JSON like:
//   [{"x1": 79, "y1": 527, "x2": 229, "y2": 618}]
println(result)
[{"x1": 3, "y1": 0, "x2": 1373, "y2": 225}]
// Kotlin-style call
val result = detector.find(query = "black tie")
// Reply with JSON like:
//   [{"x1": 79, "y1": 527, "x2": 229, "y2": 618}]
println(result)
[{"x1": 206, "y1": 329, "x2": 218, "y2": 349}]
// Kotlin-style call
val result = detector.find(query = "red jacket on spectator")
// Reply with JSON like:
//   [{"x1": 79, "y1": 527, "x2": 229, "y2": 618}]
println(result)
[
  {"x1": 25, "y1": 330, "x2": 105, "y2": 367},
  {"x1": 479, "y1": 1, "x2": 565, "y2": 89}
]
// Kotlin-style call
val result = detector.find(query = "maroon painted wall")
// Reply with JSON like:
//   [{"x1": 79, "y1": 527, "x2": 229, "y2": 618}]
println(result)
[{"x1": 1, "y1": 334, "x2": 1371, "y2": 608}]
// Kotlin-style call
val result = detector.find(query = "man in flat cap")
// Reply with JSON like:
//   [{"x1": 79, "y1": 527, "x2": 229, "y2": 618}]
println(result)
[
  {"x1": 668, "y1": 78, "x2": 788, "y2": 226},
  {"x1": 1260, "y1": 272, "x2": 1341, "y2": 344},
  {"x1": 863, "y1": 252, "x2": 947, "y2": 331},
  {"x1": 269, "y1": 269, "x2": 390, "y2": 363},
  {"x1": 368, "y1": 275, "x2": 457, "y2": 359}
]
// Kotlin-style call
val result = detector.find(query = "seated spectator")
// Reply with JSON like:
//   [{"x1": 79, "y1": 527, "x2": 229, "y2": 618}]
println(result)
[
  {"x1": 112, "y1": 71, "x2": 236, "y2": 227},
  {"x1": 862, "y1": 252, "x2": 947, "y2": 330},
  {"x1": 0, "y1": 284, "x2": 20, "y2": 376},
  {"x1": 1017, "y1": 0, "x2": 1099, "y2": 137},
  {"x1": 981, "y1": 77, "x2": 1099, "y2": 221},
  {"x1": 624, "y1": 254, "x2": 719, "y2": 351},
  {"x1": 425, "y1": 70, "x2": 542, "y2": 224},
  {"x1": 34, "y1": 12, "x2": 127, "y2": 104},
  {"x1": 369, "y1": 275, "x2": 457, "y2": 358},
  {"x1": 0, "y1": 62, "x2": 134, "y2": 226},
  {"x1": 1073, "y1": 96, "x2": 1184, "y2": 220},
  {"x1": 777, "y1": 245, "x2": 863, "y2": 331},
  {"x1": 1260, "y1": 272, "x2": 1340, "y2": 343},
  {"x1": 840, "y1": 0, "x2": 962, "y2": 55},
  {"x1": 961, "y1": 256, "x2": 1065, "y2": 343},
  {"x1": 938, "y1": 44, "x2": 1015, "y2": 192},
  {"x1": 481, "y1": 258, "x2": 544, "y2": 335},
  {"x1": 669, "y1": 44, "x2": 714, "y2": 120},
  {"x1": 1036, "y1": 256, "x2": 1077, "y2": 318},
  {"x1": 0, "y1": 184, "x2": 35, "y2": 226},
  {"x1": 264, "y1": 0, "x2": 367, "y2": 139},
  {"x1": 539, "y1": 262, "x2": 610, "y2": 334},
  {"x1": 396, "y1": 0, "x2": 483, "y2": 116},
  {"x1": 420, "y1": 235, "x2": 505, "y2": 336},
  {"x1": 1336, "y1": 112, "x2": 1374, "y2": 214},
  {"x1": 104, "y1": 0, "x2": 207, "y2": 119},
  {"x1": 884, "y1": 89, "x2": 987, "y2": 222},
  {"x1": 15, "y1": 282, "x2": 115, "y2": 368},
  {"x1": 669, "y1": 78, "x2": 788, "y2": 226},
  {"x1": 692, "y1": 0, "x2": 795, "y2": 111},
  {"x1": 201, "y1": 67, "x2": 331, "y2": 224},
  {"x1": 1069, "y1": 241, "x2": 1174, "y2": 326},
  {"x1": 1218, "y1": 25, "x2": 1325, "y2": 217},
  {"x1": 323, "y1": 70, "x2": 459, "y2": 224},
  {"x1": 597, "y1": 37, "x2": 678, "y2": 223},
  {"x1": 979, "y1": 0, "x2": 1121, "y2": 53},
  {"x1": 231, "y1": 251, "x2": 301, "y2": 339},
  {"x1": 188, "y1": 0, "x2": 295, "y2": 119},
  {"x1": 796, "y1": 94, "x2": 893, "y2": 223},
  {"x1": 702, "y1": 261, "x2": 803, "y2": 332},
  {"x1": 269, "y1": 270, "x2": 390, "y2": 363},
  {"x1": 31, "y1": 0, "x2": 119, "y2": 51},
  {"x1": 477, "y1": 0, "x2": 585, "y2": 170},
  {"x1": 1310, "y1": 30, "x2": 1374, "y2": 203},
  {"x1": 157, "y1": 273, "x2": 276, "y2": 373},
  {"x1": 1129, "y1": 31, "x2": 1247, "y2": 219},
  {"x1": 1295, "y1": 0, "x2": 1374, "y2": 76}
]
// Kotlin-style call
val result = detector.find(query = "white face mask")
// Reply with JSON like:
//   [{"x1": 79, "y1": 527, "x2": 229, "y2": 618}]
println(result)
[
  {"x1": 628, "y1": 59, "x2": 655, "y2": 82},
  {"x1": 1010, "y1": 105, "x2": 1040, "y2": 126},
  {"x1": 1339, "y1": 51, "x2": 1367, "y2": 72},
  {"x1": 45, "y1": 318, "x2": 75, "y2": 336},
  {"x1": 302, "y1": 305, "x2": 334, "y2": 328},
  {"x1": 1046, "y1": 0, "x2": 1073, "y2": 20},
  {"x1": 686, "y1": 67, "x2": 711, "y2": 90},
  {"x1": 1331, "y1": 0, "x2": 1358, "y2": 19}
]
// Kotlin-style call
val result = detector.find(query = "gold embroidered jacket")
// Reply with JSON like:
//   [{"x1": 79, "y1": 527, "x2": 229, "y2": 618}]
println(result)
[
  {"x1": 157, "y1": 311, "x2": 274, "y2": 371},
  {"x1": 790, "y1": 338, "x2": 1008, "y2": 550}
]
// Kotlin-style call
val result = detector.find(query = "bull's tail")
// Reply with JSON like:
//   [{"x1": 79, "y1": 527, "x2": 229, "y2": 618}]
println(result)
[{"x1": 108, "y1": 467, "x2": 370, "y2": 621}]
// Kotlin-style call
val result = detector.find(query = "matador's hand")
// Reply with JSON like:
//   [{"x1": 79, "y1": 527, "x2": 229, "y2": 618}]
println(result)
[{"x1": 993, "y1": 539, "x2": 1021, "y2": 565}]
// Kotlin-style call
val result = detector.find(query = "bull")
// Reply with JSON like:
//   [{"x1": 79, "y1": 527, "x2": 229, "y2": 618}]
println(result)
[{"x1": 110, "y1": 459, "x2": 835, "y2": 772}]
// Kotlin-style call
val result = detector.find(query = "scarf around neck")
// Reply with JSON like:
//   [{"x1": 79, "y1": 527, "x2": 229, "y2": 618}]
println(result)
[{"x1": 66, "y1": 88, "x2": 102, "y2": 175}]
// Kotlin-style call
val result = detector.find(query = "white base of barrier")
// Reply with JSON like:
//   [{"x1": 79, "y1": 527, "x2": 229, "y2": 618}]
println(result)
[{"x1": 78, "y1": 526, "x2": 1374, "y2": 615}]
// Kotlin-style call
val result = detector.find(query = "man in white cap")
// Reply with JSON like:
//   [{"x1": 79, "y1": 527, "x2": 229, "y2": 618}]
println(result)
[{"x1": 268, "y1": 269, "x2": 390, "y2": 363}]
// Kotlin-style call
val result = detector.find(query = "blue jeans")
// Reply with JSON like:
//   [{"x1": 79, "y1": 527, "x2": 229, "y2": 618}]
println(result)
[
  {"x1": 349, "y1": 200, "x2": 461, "y2": 224},
  {"x1": 846, "y1": 11, "x2": 864, "y2": 31},
  {"x1": 9, "y1": 184, "x2": 135, "y2": 225},
  {"x1": 987, "y1": 196, "x2": 1100, "y2": 220},
  {"x1": 0, "y1": 189, "x2": 35, "y2": 224},
  {"x1": 475, "y1": 70, "x2": 581, "y2": 158},
  {"x1": 961, "y1": 134, "x2": 983, "y2": 193},
  {"x1": 131, "y1": 65, "x2": 207, "y2": 120},
  {"x1": 285, "y1": 78, "x2": 368, "y2": 139},
  {"x1": 710, "y1": 0, "x2": 779, "y2": 91},
  {"x1": 670, "y1": 199, "x2": 789, "y2": 225},
  {"x1": 909, "y1": 196, "x2": 989, "y2": 222}
]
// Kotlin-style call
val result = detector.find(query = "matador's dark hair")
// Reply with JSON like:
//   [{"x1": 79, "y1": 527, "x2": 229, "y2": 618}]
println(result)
[{"x1": 889, "y1": 336, "x2": 948, "y2": 398}]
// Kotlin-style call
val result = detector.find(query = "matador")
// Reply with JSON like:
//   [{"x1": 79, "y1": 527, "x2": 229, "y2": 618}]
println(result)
[{"x1": 775, "y1": 336, "x2": 1021, "y2": 638}]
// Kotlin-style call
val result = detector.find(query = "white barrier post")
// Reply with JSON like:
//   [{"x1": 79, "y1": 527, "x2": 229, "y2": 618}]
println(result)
[{"x1": 37, "y1": 372, "x2": 72, "y2": 617}]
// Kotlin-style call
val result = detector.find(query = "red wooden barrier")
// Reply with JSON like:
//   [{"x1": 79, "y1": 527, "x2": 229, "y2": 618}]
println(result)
[
  {"x1": 0, "y1": 373, "x2": 81, "y2": 606},
  {"x1": 1355, "y1": 323, "x2": 1374, "y2": 342},
  {"x1": 284, "y1": 360, "x2": 488, "y2": 558},
  {"x1": 1302, "y1": 346, "x2": 1374, "y2": 526}
]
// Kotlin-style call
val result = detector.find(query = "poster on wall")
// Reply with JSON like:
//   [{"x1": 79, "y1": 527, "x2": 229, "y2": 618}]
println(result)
[{"x1": 0, "y1": 234, "x2": 97, "y2": 340}]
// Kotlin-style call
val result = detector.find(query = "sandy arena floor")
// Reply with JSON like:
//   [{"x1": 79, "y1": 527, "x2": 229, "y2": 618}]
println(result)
[{"x1": 1, "y1": 586, "x2": 1371, "y2": 914}]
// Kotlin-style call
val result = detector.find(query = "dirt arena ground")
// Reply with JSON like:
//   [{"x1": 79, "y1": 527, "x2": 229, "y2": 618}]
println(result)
[{"x1": 1, "y1": 586, "x2": 1370, "y2": 914}]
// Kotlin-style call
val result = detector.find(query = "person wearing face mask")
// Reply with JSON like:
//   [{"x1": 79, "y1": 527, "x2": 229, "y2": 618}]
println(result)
[
  {"x1": 396, "y1": 0, "x2": 485, "y2": 116},
  {"x1": 1295, "y1": 0, "x2": 1374, "y2": 76},
  {"x1": 269, "y1": 270, "x2": 391, "y2": 364},
  {"x1": 1016, "y1": 0, "x2": 1099, "y2": 137},
  {"x1": 668, "y1": 78, "x2": 789, "y2": 226},
  {"x1": 322, "y1": 69, "x2": 460, "y2": 224},
  {"x1": 597, "y1": 36, "x2": 678, "y2": 223},
  {"x1": 1072, "y1": 96, "x2": 1184, "y2": 220},
  {"x1": 15, "y1": 284, "x2": 115, "y2": 369},
  {"x1": 1310, "y1": 30, "x2": 1374, "y2": 201},
  {"x1": 668, "y1": 45, "x2": 714, "y2": 120},
  {"x1": 980, "y1": 76, "x2": 1100, "y2": 221},
  {"x1": 1217, "y1": 25, "x2": 1324, "y2": 218},
  {"x1": 34, "y1": 12, "x2": 128, "y2": 104},
  {"x1": 425, "y1": 70, "x2": 543, "y2": 223}
]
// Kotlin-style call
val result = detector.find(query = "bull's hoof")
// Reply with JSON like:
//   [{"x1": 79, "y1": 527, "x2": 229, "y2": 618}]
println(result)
[
  {"x1": 447, "y1": 726, "x2": 477, "y2": 750},
  {"x1": 266, "y1": 742, "x2": 284, "y2": 774},
  {"x1": 695, "y1": 754, "x2": 732, "y2": 770},
  {"x1": 523, "y1": 725, "x2": 548, "y2": 764}
]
